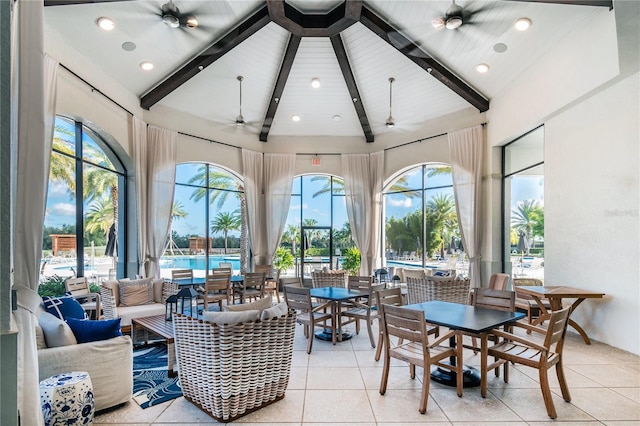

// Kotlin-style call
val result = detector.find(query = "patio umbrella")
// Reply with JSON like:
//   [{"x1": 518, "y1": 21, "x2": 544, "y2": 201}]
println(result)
[
  {"x1": 105, "y1": 223, "x2": 117, "y2": 257},
  {"x1": 517, "y1": 232, "x2": 529, "y2": 256},
  {"x1": 449, "y1": 236, "x2": 456, "y2": 254}
]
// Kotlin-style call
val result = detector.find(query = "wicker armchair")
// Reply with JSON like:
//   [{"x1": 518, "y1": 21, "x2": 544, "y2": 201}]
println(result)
[
  {"x1": 173, "y1": 312, "x2": 296, "y2": 422},
  {"x1": 406, "y1": 276, "x2": 471, "y2": 305},
  {"x1": 311, "y1": 270, "x2": 348, "y2": 288}
]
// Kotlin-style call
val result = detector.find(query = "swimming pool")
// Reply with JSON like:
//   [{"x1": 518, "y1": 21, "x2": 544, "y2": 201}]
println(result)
[{"x1": 160, "y1": 255, "x2": 240, "y2": 271}]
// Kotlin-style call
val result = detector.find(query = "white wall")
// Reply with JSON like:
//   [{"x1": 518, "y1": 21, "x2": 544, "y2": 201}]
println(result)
[{"x1": 545, "y1": 72, "x2": 639, "y2": 354}]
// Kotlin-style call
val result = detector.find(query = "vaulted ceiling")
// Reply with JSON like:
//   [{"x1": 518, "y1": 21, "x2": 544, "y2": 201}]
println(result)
[{"x1": 44, "y1": 0, "x2": 612, "y2": 143}]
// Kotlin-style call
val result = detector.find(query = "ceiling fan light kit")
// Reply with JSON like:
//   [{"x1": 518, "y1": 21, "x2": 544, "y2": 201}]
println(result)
[
  {"x1": 445, "y1": 16, "x2": 463, "y2": 30},
  {"x1": 386, "y1": 77, "x2": 395, "y2": 128},
  {"x1": 162, "y1": 1, "x2": 181, "y2": 28},
  {"x1": 235, "y1": 76, "x2": 245, "y2": 126},
  {"x1": 185, "y1": 16, "x2": 198, "y2": 29}
]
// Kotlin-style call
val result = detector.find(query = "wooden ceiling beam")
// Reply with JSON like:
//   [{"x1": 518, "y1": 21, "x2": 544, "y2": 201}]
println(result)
[
  {"x1": 260, "y1": 34, "x2": 302, "y2": 142},
  {"x1": 140, "y1": 5, "x2": 270, "y2": 110},
  {"x1": 330, "y1": 35, "x2": 374, "y2": 143},
  {"x1": 359, "y1": 6, "x2": 489, "y2": 113},
  {"x1": 267, "y1": 0, "x2": 361, "y2": 37}
]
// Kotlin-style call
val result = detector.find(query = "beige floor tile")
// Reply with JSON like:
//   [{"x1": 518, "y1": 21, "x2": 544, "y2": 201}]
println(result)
[
  {"x1": 429, "y1": 387, "x2": 521, "y2": 422},
  {"x1": 153, "y1": 397, "x2": 217, "y2": 423},
  {"x1": 354, "y1": 349, "x2": 383, "y2": 367},
  {"x1": 234, "y1": 389, "x2": 305, "y2": 423},
  {"x1": 568, "y1": 364, "x2": 640, "y2": 387},
  {"x1": 368, "y1": 388, "x2": 449, "y2": 422},
  {"x1": 516, "y1": 364, "x2": 603, "y2": 388},
  {"x1": 307, "y1": 347, "x2": 359, "y2": 367},
  {"x1": 490, "y1": 387, "x2": 595, "y2": 421},
  {"x1": 306, "y1": 366, "x2": 365, "y2": 389},
  {"x1": 611, "y1": 387, "x2": 640, "y2": 404},
  {"x1": 303, "y1": 389, "x2": 375, "y2": 423},
  {"x1": 290, "y1": 349, "x2": 310, "y2": 367},
  {"x1": 288, "y1": 366, "x2": 309, "y2": 389},
  {"x1": 569, "y1": 387, "x2": 640, "y2": 421},
  {"x1": 360, "y1": 365, "x2": 425, "y2": 390},
  {"x1": 93, "y1": 400, "x2": 166, "y2": 424}
]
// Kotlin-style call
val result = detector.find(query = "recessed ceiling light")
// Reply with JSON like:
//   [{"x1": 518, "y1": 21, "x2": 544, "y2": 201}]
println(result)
[
  {"x1": 332, "y1": 115, "x2": 342, "y2": 121},
  {"x1": 291, "y1": 115, "x2": 301, "y2": 122},
  {"x1": 515, "y1": 17, "x2": 531, "y2": 31},
  {"x1": 493, "y1": 43, "x2": 508, "y2": 53},
  {"x1": 140, "y1": 62, "x2": 154, "y2": 71},
  {"x1": 97, "y1": 17, "x2": 115, "y2": 31},
  {"x1": 311, "y1": 78, "x2": 321, "y2": 88},
  {"x1": 476, "y1": 63, "x2": 489, "y2": 73}
]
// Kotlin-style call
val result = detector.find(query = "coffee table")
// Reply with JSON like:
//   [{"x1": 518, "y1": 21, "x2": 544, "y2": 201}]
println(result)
[{"x1": 131, "y1": 315, "x2": 177, "y2": 377}]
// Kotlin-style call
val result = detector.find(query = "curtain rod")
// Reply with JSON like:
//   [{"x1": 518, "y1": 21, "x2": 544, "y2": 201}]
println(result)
[
  {"x1": 178, "y1": 131, "x2": 241, "y2": 150},
  {"x1": 383, "y1": 123, "x2": 486, "y2": 152},
  {"x1": 60, "y1": 63, "x2": 134, "y2": 117}
]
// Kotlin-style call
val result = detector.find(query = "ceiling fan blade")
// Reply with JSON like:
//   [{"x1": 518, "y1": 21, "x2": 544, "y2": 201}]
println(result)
[{"x1": 44, "y1": 0, "x2": 132, "y2": 6}]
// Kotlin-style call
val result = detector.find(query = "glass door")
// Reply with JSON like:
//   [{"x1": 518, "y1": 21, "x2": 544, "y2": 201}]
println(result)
[{"x1": 301, "y1": 226, "x2": 333, "y2": 279}]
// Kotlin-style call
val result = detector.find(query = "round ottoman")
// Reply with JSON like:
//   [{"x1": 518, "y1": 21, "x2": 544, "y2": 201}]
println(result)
[{"x1": 39, "y1": 371, "x2": 95, "y2": 426}]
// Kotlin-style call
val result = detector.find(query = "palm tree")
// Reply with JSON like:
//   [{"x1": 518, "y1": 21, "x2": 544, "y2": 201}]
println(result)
[
  {"x1": 188, "y1": 165, "x2": 246, "y2": 271},
  {"x1": 281, "y1": 223, "x2": 300, "y2": 256},
  {"x1": 511, "y1": 200, "x2": 540, "y2": 244},
  {"x1": 210, "y1": 211, "x2": 241, "y2": 254},
  {"x1": 84, "y1": 196, "x2": 114, "y2": 235},
  {"x1": 310, "y1": 175, "x2": 417, "y2": 197},
  {"x1": 427, "y1": 193, "x2": 457, "y2": 257},
  {"x1": 166, "y1": 201, "x2": 188, "y2": 255}
]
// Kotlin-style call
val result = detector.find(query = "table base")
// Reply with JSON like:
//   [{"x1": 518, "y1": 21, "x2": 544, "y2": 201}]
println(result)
[
  {"x1": 314, "y1": 328, "x2": 353, "y2": 342},
  {"x1": 430, "y1": 364, "x2": 481, "y2": 388}
]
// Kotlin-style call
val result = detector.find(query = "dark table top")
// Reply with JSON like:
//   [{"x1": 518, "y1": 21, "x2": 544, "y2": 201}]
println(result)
[
  {"x1": 171, "y1": 275, "x2": 244, "y2": 287},
  {"x1": 404, "y1": 300, "x2": 525, "y2": 334},
  {"x1": 310, "y1": 286, "x2": 366, "y2": 301}
]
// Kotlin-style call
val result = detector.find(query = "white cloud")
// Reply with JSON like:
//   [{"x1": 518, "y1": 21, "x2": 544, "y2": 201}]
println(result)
[
  {"x1": 388, "y1": 198, "x2": 412, "y2": 208},
  {"x1": 49, "y1": 181, "x2": 71, "y2": 195},
  {"x1": 48, "y1": 203, "x2": 75, "y2": 216}
]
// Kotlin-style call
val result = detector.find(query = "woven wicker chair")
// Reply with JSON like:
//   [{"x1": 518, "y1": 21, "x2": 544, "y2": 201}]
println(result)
[
  {"x1": 311, "y1": 270, "x2": 348, "y2": 288},
  {"x1": 406, "y1": 276, "x2": 471, "y2": 305},
  {"x1": 173, "y1": 312, "x2": 296, "y2": 422}
]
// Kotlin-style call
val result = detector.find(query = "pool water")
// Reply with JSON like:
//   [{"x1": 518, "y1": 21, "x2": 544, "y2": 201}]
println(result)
[{"x1": 160, "y1": 255, "x2": 240, "y2": 271}]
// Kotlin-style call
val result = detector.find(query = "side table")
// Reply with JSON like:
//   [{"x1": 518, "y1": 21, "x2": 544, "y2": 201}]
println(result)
[{"x1": 40, "y1": 371, "x2": 95, "y2": 426}]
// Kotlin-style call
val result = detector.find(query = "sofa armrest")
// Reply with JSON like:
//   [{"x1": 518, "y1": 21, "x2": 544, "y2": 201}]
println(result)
[{"x1": 38, "y1": 335, "x2": 133, "y2": 411}]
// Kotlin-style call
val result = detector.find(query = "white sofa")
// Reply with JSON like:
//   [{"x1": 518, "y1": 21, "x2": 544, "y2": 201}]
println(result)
[
  {"x1": 36, "y1": 303, "x2": 133, "y2": 411},
  {"x1": 100, "y1": 278, "x2": 177, "y2": 333}
]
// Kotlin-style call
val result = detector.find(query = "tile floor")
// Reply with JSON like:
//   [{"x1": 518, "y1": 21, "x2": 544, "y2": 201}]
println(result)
[{"x1": 95, "y1": 317, "x2": 640, "y2": 425}]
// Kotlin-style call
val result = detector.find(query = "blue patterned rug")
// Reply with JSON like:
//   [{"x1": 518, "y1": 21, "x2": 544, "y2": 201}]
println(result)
[{"x1": 132, "y1": 344, "x2": 182, "y2": 409}]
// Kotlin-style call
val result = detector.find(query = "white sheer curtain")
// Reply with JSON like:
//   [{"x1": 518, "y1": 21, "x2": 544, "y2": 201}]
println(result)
[
  {"x1": 13, "y1": 2, "x2": 57, "y2": 424},
  {"x1": 134, "y1": 121, "x2": 177, "y2": 278},
  {"x1": 264, "y1": 153, "x2": 295, "y2": 263},
  {"x1": 242, "y1": 149, "x2": 266, "y2": 267},
  {"x1": 341, "y1": 151, "x2": 384, "y2": 275},
  {"x1": 449, "y1": 125, "x2": 484, "y2": 288}
]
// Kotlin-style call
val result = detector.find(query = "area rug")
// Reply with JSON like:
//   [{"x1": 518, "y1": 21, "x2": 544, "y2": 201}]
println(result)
[{"x1": 132, "y1": 344, "x2": 182, "y2": 408}]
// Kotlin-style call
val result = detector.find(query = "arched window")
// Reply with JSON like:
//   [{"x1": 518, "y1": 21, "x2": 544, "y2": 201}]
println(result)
[
  {"x1": 160, "y1": 163, "x2": 244, "y2": 276},
  {"x1": 43, "y1": 116, "x2": 127, "y2": 285},
  {"x1": 383, "y1": 163, "x2": 459, "y2": 269}
]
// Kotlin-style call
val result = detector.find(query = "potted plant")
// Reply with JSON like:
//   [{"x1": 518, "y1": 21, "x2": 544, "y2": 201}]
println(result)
[
  {"x1": 341, "y1": 246, "x2": 361, "y2": 276},
  {"x1": 273, "y1": 246, "x2": 294, "y2": 275}
]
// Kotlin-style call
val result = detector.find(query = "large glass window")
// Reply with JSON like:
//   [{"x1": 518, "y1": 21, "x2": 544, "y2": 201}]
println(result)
[
  {"x1": 162, "y1": 163, "x2": 244, "y2": 278},
  {"x1": 503, "y1": 126, "x2": 545, "y2": 279},
  {"x1": 278, "y1": 175, "x2": 349, "y2": 278},
  {"x1": 383, "y1": 164, "x2": 460, "y2": 272},
  {"x1": 42, "y1": 116, "x2": 126, "y2": 287}
]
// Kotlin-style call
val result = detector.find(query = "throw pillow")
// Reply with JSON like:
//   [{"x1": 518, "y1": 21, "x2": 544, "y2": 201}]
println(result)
[
  {"x1": 118, "y1": 279, "x2": 153, "y2": 307},
  {"x1": 203, "y1": 310, "x2": 260, "y2": 325},
  {"x1": 260, "y1": 302, "x2": 289, "y2": 321},
  {"x1": 42, "y1": 295, "x2": 87, "y2": 320},
  {"x1": 65, "y1": 317, "x2": 122, "y2": 344},
  {"x1": 224, "y1": 296, "x2": 272, "y2": 313},
  {"x1": 433, "y1": 270, "x2": 451, "y2": 277},
  {"x1": 35, "y1": 324, "x2": 48, "y2": 350},
  {"x1": 38, "y1": 312, "x2": 78, "y2": 347}
]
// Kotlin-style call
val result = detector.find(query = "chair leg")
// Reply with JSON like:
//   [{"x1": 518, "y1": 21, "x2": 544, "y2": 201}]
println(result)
[
  {"x1": 455, "y1": 333, "x2": 463, "y2": 397},
  {"x1": 539, "y1": 367, "x2": 557, "y2": 419},
  {"x1": 379, "y1": 352, "x2": 390, "y2": 395},
  {"x1": 366, "y1": 318, "x2": 376, "y2": 348},
  {"x1": 480, "y1": 335, "x2": 488, "y2": 398},
  {"x1": 419, "y1": 363, "x2": 430, "y2": 414},
  {"x1": 410, "y1": 363, "x2": 416, "y2": 380},
  {"x1": 375, "y1": 329, "x2": 384, "y2": 361},
  {"x1": 306, "y1": 325, "x2": 314, "y2": 354},
  {"x1": 556, "y1": 361, "x2": 571, "y2": 402}
]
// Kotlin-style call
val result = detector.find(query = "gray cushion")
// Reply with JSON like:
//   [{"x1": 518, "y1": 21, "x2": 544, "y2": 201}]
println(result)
[
  {"x1": 203, "y1": 310, "x2": 260, "y2": 325},
  {"x1": 260, "y1": 302, "x2": 289, "y2": 321},
  {"x1": 39, "y1": 312, "x2": 77, "y2": 347},
  {"x1": 224, "y1": 296, "x2": 272, "y2": 313}
]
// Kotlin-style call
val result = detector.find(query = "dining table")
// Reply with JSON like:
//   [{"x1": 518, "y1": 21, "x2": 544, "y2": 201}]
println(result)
[
  {"x1": 515, "y1": 285, "x2": 605, "y2": 344},
  {"x1": 405, "y1": 300, "x2": 525, "y2": 388},
  {"x1": 309, "y1": 286, "x2": 367, "y2": 344},
  {"x1": 170, "y1": 275, "x2": 246, "y2": 303}
]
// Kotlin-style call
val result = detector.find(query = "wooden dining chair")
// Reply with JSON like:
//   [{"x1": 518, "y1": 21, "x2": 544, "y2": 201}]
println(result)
[
  {"x1": 485, "y1": 305, "x2": 572, "y2": 419},
  {"x1": 235, "y1": 272, "x2": 265, "y2": 304},
  {"x1": 65, "y1": 276, "x2": 101, "y2": 319},
  {"x1": 379, "y1": 303, "x2": 463, "y2": 414},
  {"x1": 199, "y1": 273, "x2": 231, "y2": 312},
  {"x1": 283, "y1": 285, "x2": 333, "y2": 353},
  {"x1": 171, "y1": 269, "x2": 193, "y2": 281},
  {"x1": 513, "y1": 277, "x2": 551, "y2": 324},
  {"x1": 218, "y1": 262, "x2": 233, "y2": 274},
  {"x1": 340, "y1": 276, "x2": 384, "y2": 348}
]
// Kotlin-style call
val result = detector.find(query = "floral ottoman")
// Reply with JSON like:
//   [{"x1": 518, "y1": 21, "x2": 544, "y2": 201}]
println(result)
[{"x1": 39, "y1": 371, "x2": 94, "y2": 425}]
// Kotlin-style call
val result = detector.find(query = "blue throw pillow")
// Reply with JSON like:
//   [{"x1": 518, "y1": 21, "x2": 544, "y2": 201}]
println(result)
[
  {"x1": 433, "y1": 270, "x2": 451, "y2": 277},
  {"x1": 42, "y1": 295, "x2": 87, "y2": 320},
  {"x1": 65, "y1": 317, "x2": 122, "y2": 344}
]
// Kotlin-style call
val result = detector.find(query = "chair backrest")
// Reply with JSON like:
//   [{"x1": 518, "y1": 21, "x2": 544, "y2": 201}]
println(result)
[
  {"x1": 407, "y1": 276, "x2": 471, "y2": 305},
  {"x1": 210, "y1": 267, "x2": 231, "y2": 275},
  {"x1": 218, "y1": 262, "x2": 233, "y2": 274},
  {"x1": 311, "y1": 270, "x2": 348, "y2": 288},
  {"x1": 254, "y1": 264, "x2": 272, "y2": 274},
  {"x1": 172, "y1": 269, "x2": 193, "y2": 281},
  {"x1": 243, "y1": 272, "x2": 265, "y2": 291},
  {"x1": 543, "y1": 305, "x2": 572, "y2": 354},
  {"x1": 513, "y1": 277, "x2": 543, "y2": 300},
  {"x1": 205, "y1": 274, "x2": 231, "y2": 293},
  {"x1": 283, "y1": 284, "x2": 313, "y2": 311},
  {"x1": 65, "y1": 276, "x2": 90, "y2": 297},
  {"x1": 380, "y1": 303, "x2": 428, "y2": 348},
  {"x1": 472, "y1": 288, "x2": 515, "y2": 312},
  {"x1": 279, "y1": 276, "x2": 302, "y2": 288},
  {"x1": 375, "y1": 287, "x2": 404, "y2": 311},
  {"x1": 488, "y1": 273, "x2": 510, "y2": 291},
  {"x1": 445, "y1": 256, "x2": 458, "y2": 270}
]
